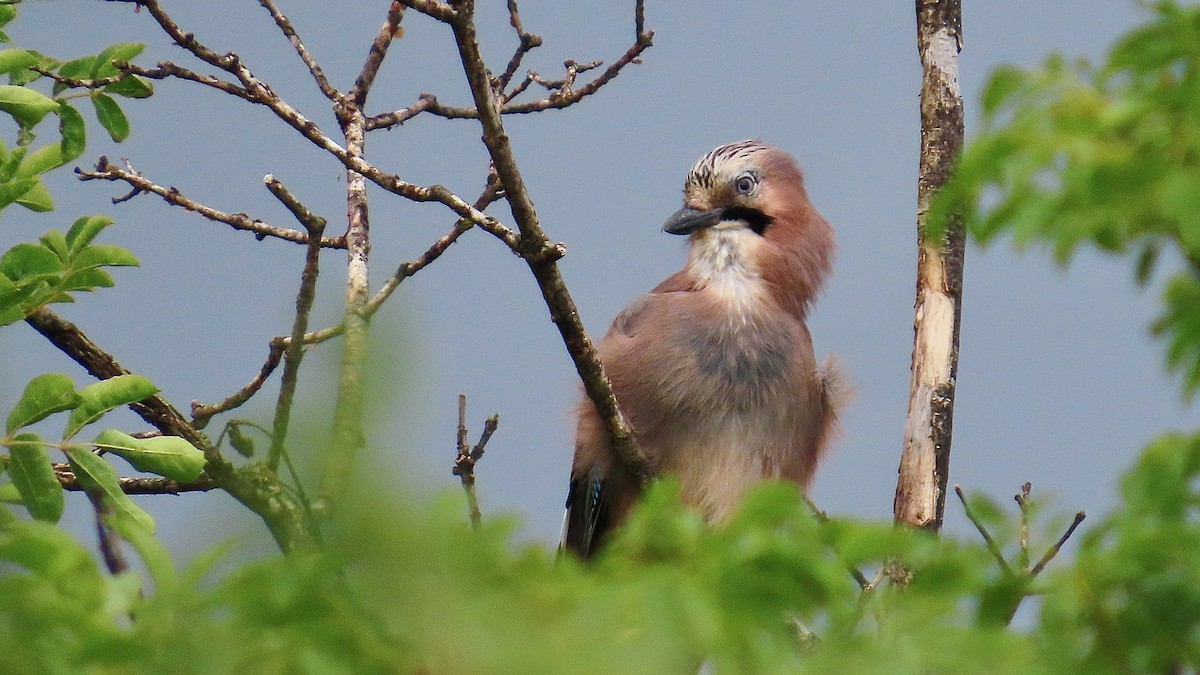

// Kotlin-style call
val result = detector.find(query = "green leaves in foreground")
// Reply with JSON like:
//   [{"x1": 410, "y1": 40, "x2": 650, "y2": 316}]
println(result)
[
  {"x1": 7, "y1": 451, "x2": 1196, "y2": 675},
  {"x1": 930, "y1": 1, "x2": 1200, "y2": 397},
  {"x1": 93, "y1": 430, "x2": 205, "y2": 483},
  {"x1": 0, "y1": 215, "x2": 138, "y2": 326},
  {"x1": 1, "y1": 372, "x2": 202, "y2": 528},
  {"x1": 5, "y1": 372, "x2": 78, "y2": 434},
  {"x1": 64, "y1": 374, "x2": 159, "y2": 440}
]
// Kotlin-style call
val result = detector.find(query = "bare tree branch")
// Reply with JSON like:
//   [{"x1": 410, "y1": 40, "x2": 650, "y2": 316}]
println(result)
[
  {"x1": 349, "y1": 2, "x2": 406, "y2": 106},
  {"x1": 441, "y1": 0, "x2": 650, "y2": 482},
  {"x1": 191, "y1": 342, "x2": 286, "y2": 427},
  {"x1": 365, "y1": 94, "x2": 435, "y2": 130},
  {"x1": 264, "y1": 174, "x2": 328, "y2": 233},
  {"x1": 496, "y1": 0, "x2": 544, "y2": 91},
  {"x1": 954, "y1": 484, "x2": 1013, "y2": 575},
  {"x1": 400, "y1": 0, "x2": 457, "y2": 23},
  {"x1": 77, "y1": 157, "x2": 346, "y2": 248},
  {"x1": 1030, "y1": 511, "x2": 1086, "y2": 577},
  {"x1": 895, "y1": 0, "x2": 965, "y2": 531},
  {"x1": 371, "y1": 171, "x2": 503, "y2": 311},
  {"x1": 25, "y1": 306, "x2": 314, "y2": 551},
  {"x1": 319, "y1": 98, "x2": 371, "y2": 509},
  {"x1": 83, "y1": 487, "x2": 129, "y2": 575},
  {"x1": 258, "y1": 0, "x2": 340, "y2": 101},
  {"x1": 372, "y1": 1, "x2": 649, "y2": 127},
  {"x1": 56, "y1": 464, "x2": 217, "y2": 494},
  {"x1": 268, "y1": 180, "x2": 327, "y2": 471}
]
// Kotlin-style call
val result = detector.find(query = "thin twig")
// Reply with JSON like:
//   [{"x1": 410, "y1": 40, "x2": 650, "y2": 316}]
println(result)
[
  {"x1": 1030, "y1": 511, "x2": 1086, "y2": 577},
  {"x1": 77, "y1": 157, "x2": 345, "y2": 248},
  {"x1": 258, "y1": 0, "x2": 340, "y2": 100},
  {"x1": 1015, "y1": 482, "x2": 1032, "y2": 572},
  {"x1": 83, "y1": 487, "x2": 129, "y2": 575},
  {"x1": 954, "y1": 484, "x2": 1013, "y2": 575},
  {"x1": 227, "y1": 172, "x2": 503, "y2": 412},
  {"x1": 268, "y1": 179, "x2": 327, "y2": 471},
  {"x1": 365, "y1": 94, "x2": 436, "y2": 130},
  {"x1": 495, "y1": 0, "x2": 543, "y2": 90},
  {"x1": 128, "y1": 0, "x2": 518, "y2": 249},
  {"x1": 264, "y1": 173, "x2": 328, "y2": 233},
  {"x1": 803, "y1": 496, "x2": 872, "y2": 590},
  {"x1": 349, "y1": 2, "x2": 406, "y2": 106},
  {"x1": 190, "y1": 342, "x2": 285, "y2": 426},
  {"x1": 370, "y1": 172, "x2": 503, "y2": 310},
  {"x1": 375, "y1": 0, "x2": 649, "y2": 126},
  {"x1": 123, "y1": 61, "x2": 252, "y2": 100},
  {"x1": 55, "y1": 464, "x2": 217, "y2": 494},
  {"x1": 452, "y1": 394, "x2": 500, "y2": 530}
]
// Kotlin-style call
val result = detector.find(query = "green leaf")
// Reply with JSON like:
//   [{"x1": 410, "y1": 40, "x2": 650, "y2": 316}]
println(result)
[
  {"x1": 56, "y1": 101, "x2": 84, "y2": 163},
  {"x1": 93, "y1": 429, "x2": 206, "y2": 482},
  {"x1": 0, "y1": 304, "x2": 22, "y2": 326},
  {"x1": 109, "y1": 509, "x2": 175, "y2": 589},
  {"x1": 0, "y1": 481, "x2": 20, "y2": 503},
  {"x1": 71, "y1": 244, "x2": 138, "y2": 270},
  {"x1": 6, "y1": 373, "x2": 79, "y2": 434},
  {"x1": 55, "y1": 55, "x2": 96, "y2": 81},
  {"x1": 103, "y1": 75, "x2": 153, "y2": 99},
  {"x1": 64, "y1": 374, "x2": 159, "y2": 440},
  {"x1": 90, "y1": 43, "x2": 144, "y2": 79},
  {"x1": 981, "y1": 65, "x2": 1027, "y2": 118},
  {"x1": 14, "y1": 142, "x2": 62, "y2": 178},
  {"x1": 65, "y1": 215, "x2": 114, "y2": 255},
  {"x1": 0, "y1": 49, "x2": 39, "y2": 76},
  {"x1": 91, "y1": 93, "x2": 129, "y2": 142},
  {"x1": 0, "y1": 84, "x2": 58, "y2": 126},
  {"x1": 0, "y1": 176, "x2": 33, "y2": 209},
  {"x1": 38, "y1": 230, "x2": 67, "y2": 262},
  {"x1": 8, "y1": 432, "x2": 64, "y2": 523},
  {"x1": 65, "y1": 446, "x2": 155, "y2": 534},
  {"x1": 0, "y1": 241, "x2": 62, "y2": 281},
  {"x1": 14, "y1": 178, "x2": 52, "y2": 211},
  {"x1": 60, "y1": 267, "x2": 114, "y2": 292}
]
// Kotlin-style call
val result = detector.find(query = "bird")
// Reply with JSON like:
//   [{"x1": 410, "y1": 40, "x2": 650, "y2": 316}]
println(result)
[{"x1": 562, "y1": 140, "x2": 841, "y2": 558}]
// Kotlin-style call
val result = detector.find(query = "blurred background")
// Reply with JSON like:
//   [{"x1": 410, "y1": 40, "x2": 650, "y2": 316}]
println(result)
[{"x1": 0, "y1": 1, "x2": 1194, "y2": 563}]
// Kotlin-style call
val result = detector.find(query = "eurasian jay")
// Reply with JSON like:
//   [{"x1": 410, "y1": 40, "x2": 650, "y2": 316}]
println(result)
[{"x1": 563, "y1": 140, "x2": 840, "y2": 558}]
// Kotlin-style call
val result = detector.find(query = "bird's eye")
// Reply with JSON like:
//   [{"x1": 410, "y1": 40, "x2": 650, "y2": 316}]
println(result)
[{"x1": 734, "y1": 174, "x2": 756, "y2": 194}]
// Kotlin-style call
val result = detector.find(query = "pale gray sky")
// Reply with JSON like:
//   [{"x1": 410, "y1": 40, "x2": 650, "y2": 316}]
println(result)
[{"x1": 1, "y1": 1, "x2": 1194, "y2": 563}]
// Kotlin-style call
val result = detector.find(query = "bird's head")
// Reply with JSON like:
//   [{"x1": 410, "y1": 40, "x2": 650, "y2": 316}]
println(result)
[{"x1": 664, "y1": 140, "x2": 834, "y2": 317}]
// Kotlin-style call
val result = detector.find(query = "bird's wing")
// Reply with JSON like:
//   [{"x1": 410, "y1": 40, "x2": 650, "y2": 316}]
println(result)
[
  {"x1": 608, "y1": 271, "x2": 695, "y2": 338},
  {"x1": 560, "y1": 467, "x2": 612, "y2": 559}
]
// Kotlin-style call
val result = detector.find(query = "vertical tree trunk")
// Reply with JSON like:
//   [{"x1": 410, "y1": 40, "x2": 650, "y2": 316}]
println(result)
[{"x1": 895, "y1": 0, "x2": 965, "y2": 530}]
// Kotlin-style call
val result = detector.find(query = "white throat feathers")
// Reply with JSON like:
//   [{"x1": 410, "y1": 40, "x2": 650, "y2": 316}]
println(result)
[{"x1": 687, "y1": 226, "x2": 769, "y2": 321}]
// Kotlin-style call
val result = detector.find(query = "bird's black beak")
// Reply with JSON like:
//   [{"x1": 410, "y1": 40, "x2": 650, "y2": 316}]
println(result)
[{"x1": 662, "y1": 207, "x2": 723, "y2": 235}]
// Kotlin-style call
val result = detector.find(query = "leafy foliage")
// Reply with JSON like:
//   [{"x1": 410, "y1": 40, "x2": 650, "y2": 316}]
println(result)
[
  {"x1": 1, "y1": 372, "x2": 202, "y2": 532},
  {"x1": 0, "y1": 453, "x2": 1196, "y2": 674},
  {"x1": 932, "y1": 0, "x2": 1200, "y2": 396},
  {"x1": 0, "y1": 213, "x2": 140, "y2": 327}
]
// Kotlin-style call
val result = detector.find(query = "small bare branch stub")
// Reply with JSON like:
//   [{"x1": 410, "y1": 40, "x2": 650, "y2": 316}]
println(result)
[{"x1": 452, "y1": 394, "x2": 500, "y2": 530}]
